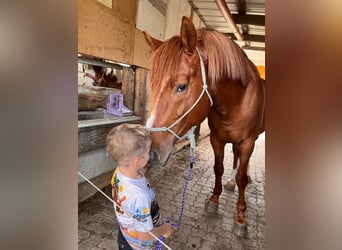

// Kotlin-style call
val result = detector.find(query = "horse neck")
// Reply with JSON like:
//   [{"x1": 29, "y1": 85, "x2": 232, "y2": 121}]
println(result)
[{"x1": 209, "y1": 78, "x2": 245, "y2": 107}]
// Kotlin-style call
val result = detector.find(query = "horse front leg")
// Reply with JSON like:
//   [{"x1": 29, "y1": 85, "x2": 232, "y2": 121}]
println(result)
[
  {"x1": 205, "y1": 133, "x2": 225, "y2": 213},
  {"x1": 224, "y1": 144, "x2": 252, "y2": 191},
  {"x1": 233, "y1": 139, "x2": 255, "y2": 237},
  {"x1": 224, "y1": 143, "x2": 239, "y2": 191}
]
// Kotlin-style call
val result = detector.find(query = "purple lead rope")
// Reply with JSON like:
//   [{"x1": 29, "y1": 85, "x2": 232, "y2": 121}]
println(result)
[{"x1": 155, "y1": 155, "x2": 194, "y2": 250}]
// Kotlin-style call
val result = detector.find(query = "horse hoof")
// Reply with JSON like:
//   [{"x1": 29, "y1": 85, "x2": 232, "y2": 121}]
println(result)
[
  {"x1": 205, "y1": 200, "x2": 218, "y2": 214},
  {"x1": 233, "y1": 222, "x2": 248, "y2": 237},
  {"x1": 224, "y1": 181, "x2": 236, "y2": 191}
]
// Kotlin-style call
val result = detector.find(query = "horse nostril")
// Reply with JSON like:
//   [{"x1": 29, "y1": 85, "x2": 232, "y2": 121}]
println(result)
[{"x1": 149, "y1": 149, "x2": 160, "y2": 167}]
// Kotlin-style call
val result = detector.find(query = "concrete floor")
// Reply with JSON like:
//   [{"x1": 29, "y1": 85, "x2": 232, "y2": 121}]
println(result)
[{"x1": 78, "y1": 130, "x2": 265, "y2": 250}]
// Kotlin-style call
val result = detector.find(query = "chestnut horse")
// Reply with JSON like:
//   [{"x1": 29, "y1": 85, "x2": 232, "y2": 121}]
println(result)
[
  {"x1": 143, "y1": 16, "x2": 265, "y2": 236},
  {"x1": 82, "y1": 64, "x2": 122, "y2": 89}
]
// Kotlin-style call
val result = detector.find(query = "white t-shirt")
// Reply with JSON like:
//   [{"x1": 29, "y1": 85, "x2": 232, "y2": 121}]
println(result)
[{"x1": 111, "y1": 168, "x2": 162, "y2": 250}]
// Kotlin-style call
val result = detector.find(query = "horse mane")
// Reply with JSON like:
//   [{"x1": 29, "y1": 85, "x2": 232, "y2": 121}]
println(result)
[
  {"x1": 150, "y1": 29, "x2": 260, "y2": 99},
  {"x1": 149, "y1": 37, "x2": 183, "y2": 106},
  {"x1": 151, "y1": 36, "x2": 183, "y2": 89},
  {"x1": 197, "y1": 28, "x2": 260, "y2": 85}
]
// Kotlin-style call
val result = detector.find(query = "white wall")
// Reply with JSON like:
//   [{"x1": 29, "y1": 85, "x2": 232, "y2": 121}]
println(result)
[
  {"x1": 163, "y1": 0, "x2": 192, "y2": 39},
  {"x1": 136, "y1": 0, "x2": 207, "y2": 40},
  {"x1": 136, "y1": 0, "x2": 165, "y2": 40},
  {"x1": 244, "y1": 49, "x2": 265, "y2": 66}
]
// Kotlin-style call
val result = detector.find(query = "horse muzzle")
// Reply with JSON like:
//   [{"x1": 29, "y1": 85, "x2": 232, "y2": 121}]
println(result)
[
  {"x1": 148, "y1": 148, "x2": 171, "y2": 167},
  {"x1": 149, "y1": 148, "x2": 160, "y2": 167}
]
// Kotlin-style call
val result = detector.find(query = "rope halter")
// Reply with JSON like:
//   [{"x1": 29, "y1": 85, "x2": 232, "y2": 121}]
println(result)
[{"x1": 147, "y1": 47, "x2": 213, "y2": 147}]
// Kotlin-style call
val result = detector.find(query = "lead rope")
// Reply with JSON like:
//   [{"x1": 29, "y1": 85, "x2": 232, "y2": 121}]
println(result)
[
  {"x1": 153, "y1": 48, "x2": 209, "y2": 249},
  {"x1": 155, "y1": 129, "x2": 196, "y2": 250},
  {"x1": 78, "y1": 171, "x2": 173, "y2": 250}
]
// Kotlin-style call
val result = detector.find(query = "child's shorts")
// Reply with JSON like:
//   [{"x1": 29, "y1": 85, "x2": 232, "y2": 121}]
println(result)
[{"x1": 117, "y1": 229, "x2": 134, "y2": 250}]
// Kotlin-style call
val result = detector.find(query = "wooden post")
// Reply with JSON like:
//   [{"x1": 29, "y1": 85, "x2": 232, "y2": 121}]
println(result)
[
  {"x1": 134, "y1": 67, "x2": 148, "y2": 124},
  {"x1": 121, "y1": 67, "x2": 135, "y2": 111}
]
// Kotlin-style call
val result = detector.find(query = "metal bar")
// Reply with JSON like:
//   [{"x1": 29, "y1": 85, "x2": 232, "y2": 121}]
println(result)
[
  {"x1": 78, "y1": 57, "x2": 124, "y2": 70},
  {"x1": 188, "y1": 0, "x2": 210, "y2": 28},
  {"x1": 214, "y1": 0, "x2": 244, "y2": 41}
]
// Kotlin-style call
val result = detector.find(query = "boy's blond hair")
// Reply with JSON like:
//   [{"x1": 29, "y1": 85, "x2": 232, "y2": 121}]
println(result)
[{"x1": 106, "y1": 123, "x2": 151, "y2": 167}]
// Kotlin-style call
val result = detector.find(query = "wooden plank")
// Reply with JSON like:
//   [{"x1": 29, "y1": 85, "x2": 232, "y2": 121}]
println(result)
[
  {"x1": 134, "y1": 68, "x2": 148, "y2": 123},
  {"x1": 224, "y1": 33, "x2": 265, "y2": 43},
  {"x1": 78, "y1": 0, "x2": 135, "y2": 64},
  {"x1": 121, "y1": 67, "x2": 135, "y2": 110},
  {"x1": 133, "y1": 29, "x2": 153, "y2": 69},
  {"x1": 232, "y1": 14, "x2": 265, "y2": 26},
  {"x1": 78, "y1": 125, "x2": 113, "y2": 153},
  {"x1": 78, "y1": 93, "x2": 107, "y2": 111},
  {"x1": 78, "y1": 116, "x2": 141, "y2": 153}
]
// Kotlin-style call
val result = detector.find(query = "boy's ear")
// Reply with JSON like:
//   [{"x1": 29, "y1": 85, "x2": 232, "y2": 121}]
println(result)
[{"x1": 131, "y1": 156, "x2": 140, "y2": 168}]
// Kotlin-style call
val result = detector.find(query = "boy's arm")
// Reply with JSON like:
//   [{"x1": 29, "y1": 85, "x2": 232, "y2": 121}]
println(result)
[{"x1": 135, "y1": 222, "x2": 172, "y2": 241}]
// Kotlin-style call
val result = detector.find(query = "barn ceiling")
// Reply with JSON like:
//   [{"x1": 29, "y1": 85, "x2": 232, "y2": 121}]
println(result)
[
  {"x1": 147, "y1": 0, "x2": 265, "y2": 65},
  {"x1": 189, "y1": 0, "x2": 265, "y2": 52}
]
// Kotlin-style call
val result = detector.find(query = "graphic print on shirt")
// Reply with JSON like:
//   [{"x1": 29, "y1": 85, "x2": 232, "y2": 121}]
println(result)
[
  {"x1": 111, "y1": 171, "x2": 125, "y2": 215},
  {"x1": 133, "y1": 207, "x2": 150, "y2": 222},
  {"x1": 111, "y1": 169, "x2": 162, "y2": 249}
]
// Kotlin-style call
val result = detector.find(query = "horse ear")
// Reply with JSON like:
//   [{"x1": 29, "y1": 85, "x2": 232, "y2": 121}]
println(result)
[
  {"x1": 143, "y1": 31, "x2": 163, "y2": 52},
  {"x1": 180, "y1": 16, "x2": 197, "y2": 54}
]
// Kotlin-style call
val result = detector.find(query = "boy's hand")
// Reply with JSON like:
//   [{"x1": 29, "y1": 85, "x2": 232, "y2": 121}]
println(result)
[{"x1": 162, "y1": 223, "x2": 173, "y2": 238}]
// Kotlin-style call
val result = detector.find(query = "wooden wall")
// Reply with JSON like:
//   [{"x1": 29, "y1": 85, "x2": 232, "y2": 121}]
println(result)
[
  {"x1": 78, "y1": 0, "x2": 152, "y2": 69},
  {"x1": 79, "y1": 0, "x2": 205, "y2": 68},
  {"x1": 78, "y1": 0, "x2": 204, "y2": 122}
]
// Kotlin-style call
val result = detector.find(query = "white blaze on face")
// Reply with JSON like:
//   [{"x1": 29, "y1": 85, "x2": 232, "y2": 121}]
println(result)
[
  {"x1": 146, "y1": 92, "x2": 161, "y2": 129},
  {"x1": 145, "y1": 111, "x2": 155, "y2": 129}
]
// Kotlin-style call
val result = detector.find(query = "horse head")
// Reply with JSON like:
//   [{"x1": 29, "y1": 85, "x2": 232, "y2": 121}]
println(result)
[
  {"x1": 82, "y1": 64, "x2": 98, "y2": 87},
  {"x1": 144, "y1": 17, "x2": 212, "y2": 167}
]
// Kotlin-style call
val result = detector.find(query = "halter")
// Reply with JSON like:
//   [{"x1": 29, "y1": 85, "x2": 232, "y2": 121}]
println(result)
[
  {"x1": 84, "y1": 72, "x2": 98, "y2": 83},
  {"x1": 147, "y1": 48, "x2": 213, "y2": 144}
]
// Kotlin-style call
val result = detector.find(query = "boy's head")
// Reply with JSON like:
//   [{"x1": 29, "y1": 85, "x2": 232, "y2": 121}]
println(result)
[{"x1": 106, "y1": 123, "x2": 152, "y2": 167}]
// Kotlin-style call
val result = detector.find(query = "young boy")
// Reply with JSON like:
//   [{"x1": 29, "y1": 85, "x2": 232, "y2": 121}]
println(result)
[{"x1": 107, "y1": 123, "x2": 172, "y2": 250}]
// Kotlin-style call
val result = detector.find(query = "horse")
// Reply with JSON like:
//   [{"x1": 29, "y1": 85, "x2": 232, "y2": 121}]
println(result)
[
  {"x1": 82, "y1": 64, "x2": 122, "y2": 89},
  {"x1": 143, "y1": 16, "x2": 265, "y2": 237}
]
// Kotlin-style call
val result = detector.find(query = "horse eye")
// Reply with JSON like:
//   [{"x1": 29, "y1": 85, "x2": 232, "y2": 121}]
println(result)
[{"x1": 176, "y1": 84, "x2": 188, "y2": 93}]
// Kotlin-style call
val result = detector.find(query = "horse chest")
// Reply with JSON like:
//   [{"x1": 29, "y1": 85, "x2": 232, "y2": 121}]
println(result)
[{"x1": 208, "y1": 115, "x2": 238, "y2": 143}]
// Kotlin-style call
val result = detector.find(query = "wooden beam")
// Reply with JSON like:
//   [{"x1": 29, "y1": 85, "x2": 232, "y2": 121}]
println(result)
[
  {"x1": 237, "y1": 0, "x2": 246, "y2": 15},
  {"x1": 121, "y1": 67, "x2": 135, "y2": 111},
  {"x1": 232, "y1": 14, "x2": 265, "y2": 26},
  {"x1": 225, "y1": 33, "x2": 265, "y2": 43},
  {"x1": 214, "y1": 0, "x2": 243, "y2": 41},
  {"x1": 242, "y1": 45, "x2": 265, "y2": 51}
]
